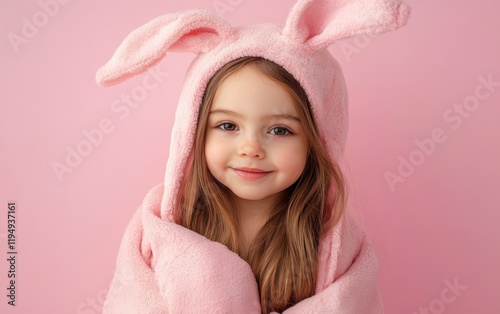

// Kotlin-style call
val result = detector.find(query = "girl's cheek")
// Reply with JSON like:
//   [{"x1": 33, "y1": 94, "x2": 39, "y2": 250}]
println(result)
[
  {"x1": 206, "y1": 135, "x2": 230, "y2": 161},
  {"x1": 271, "y1": 138, "x2": 306, "y2": 153},
  {"x1": 269, "y1": 140, "x2": 307, "y2": 166}
]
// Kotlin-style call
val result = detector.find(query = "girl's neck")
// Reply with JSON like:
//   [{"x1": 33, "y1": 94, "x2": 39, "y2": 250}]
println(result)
[{"x1": 236, "y1": 197, "x2": 274, "y2": 257}]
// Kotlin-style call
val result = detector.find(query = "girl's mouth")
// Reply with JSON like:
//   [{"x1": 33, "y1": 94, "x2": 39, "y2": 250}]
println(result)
[{"x1": 232, "y1": 167, "x2": 271, "y2": 180}]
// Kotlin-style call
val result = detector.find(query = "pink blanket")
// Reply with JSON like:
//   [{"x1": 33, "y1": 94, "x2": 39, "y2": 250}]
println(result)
[
  {"x1": 96, "y1": 0, "x2": 411, "y2": 312},
  {"x1": 103, "y1": 183, "x2": 383, "y2": 313}
]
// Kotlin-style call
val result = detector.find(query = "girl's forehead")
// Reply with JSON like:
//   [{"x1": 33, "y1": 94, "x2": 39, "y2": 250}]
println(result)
[{"x1": 211, "y1": 65, "x2": 299, "y2": 117}]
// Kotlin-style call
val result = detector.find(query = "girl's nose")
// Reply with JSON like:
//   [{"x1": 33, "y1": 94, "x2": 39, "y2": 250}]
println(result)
[{"x1": 238, "y1": 135, "x2": 265, "y2": 159}]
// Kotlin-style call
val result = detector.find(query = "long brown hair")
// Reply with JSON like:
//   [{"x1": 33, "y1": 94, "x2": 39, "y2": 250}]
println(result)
[{"x1": 174, "y1": 57, "x2": 347, "y2": 313}]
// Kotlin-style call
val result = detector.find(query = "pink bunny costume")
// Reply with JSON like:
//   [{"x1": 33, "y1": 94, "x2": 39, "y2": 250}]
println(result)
[{"x1": 96, "y1": 0, "x2": 411, "y2": 312}]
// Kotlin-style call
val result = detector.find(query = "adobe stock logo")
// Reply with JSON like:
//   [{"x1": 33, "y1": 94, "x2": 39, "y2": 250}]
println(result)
[
  {"x1": 51, "y1": 66, "x2": 168, "y2": 183},
  {"x1": 384, "y1": 75, "x2": 500, "y2": 192},
  {"x1": 76, "y1": 269, "x2": 134, "y2": 314},
  {"x1": 7, "y1": 0, "x2": 73, "y2": 53},
  {"x1": 339, "y1": 33, "x2": 375, "y2": 63},
  {"x1": 413, "y1": 278, "x2": 467, "y2": 314},
  {"x1": 213, "y1": 0, "x2": 243, "y2": 16}
]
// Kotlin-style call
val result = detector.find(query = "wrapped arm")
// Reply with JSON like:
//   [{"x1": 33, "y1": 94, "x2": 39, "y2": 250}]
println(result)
[{"x1": 102, "y1": 184, "x2": 261, "y2": 314}]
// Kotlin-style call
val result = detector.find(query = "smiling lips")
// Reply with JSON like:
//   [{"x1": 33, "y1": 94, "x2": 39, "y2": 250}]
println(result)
[{"x1": 233, "y1": 167, "x2": 271, "y2": 180}]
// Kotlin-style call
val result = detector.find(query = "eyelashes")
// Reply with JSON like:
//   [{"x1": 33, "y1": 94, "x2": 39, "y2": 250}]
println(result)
[
  {"x1": 269, "y1": 126, "x2": 292, "y2": 136},
  {"x1": 217, "y1": 122, "x2": 237, "y2": 131},
  {"x1": 215, "y1": 122, "x2": 294, "y2": 136}
]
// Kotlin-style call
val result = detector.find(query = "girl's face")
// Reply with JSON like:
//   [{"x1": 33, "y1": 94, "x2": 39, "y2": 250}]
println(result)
[{"x1": 205, "y1": 65, "x2": 308, "y2": 203}]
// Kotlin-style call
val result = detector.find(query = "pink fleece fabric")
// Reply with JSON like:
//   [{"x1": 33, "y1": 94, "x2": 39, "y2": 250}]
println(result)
[{"x1": 96, "y1": 0, "x2": 411, "y2": 312}]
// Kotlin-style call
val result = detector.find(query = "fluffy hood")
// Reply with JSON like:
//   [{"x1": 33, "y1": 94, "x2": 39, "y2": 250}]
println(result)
[{"x1": 96, "y1": 0, "x2": 411, "y2": 220}]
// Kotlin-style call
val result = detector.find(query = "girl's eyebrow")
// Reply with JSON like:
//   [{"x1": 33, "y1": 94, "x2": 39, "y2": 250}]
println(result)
[
  {"x1": 266, "y1": 114, "x2": 300, "y2": 122},
  {"x1": 209, "y1": 109, "x2": 300, "y2": 122},
  {"x1": 209, "y1": 109, "x2": 242, "y2": 117}
]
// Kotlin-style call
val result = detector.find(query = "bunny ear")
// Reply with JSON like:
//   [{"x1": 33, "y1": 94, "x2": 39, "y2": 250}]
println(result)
[
  {"x1": 96, "y1": 10, "x2": 235, "y2": 86},
  {"x1": 283, "y1": 0, "x2": 411, "y2": 50}
]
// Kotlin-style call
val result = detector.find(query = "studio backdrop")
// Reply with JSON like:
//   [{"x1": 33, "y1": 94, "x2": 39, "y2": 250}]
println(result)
[{"x1": 1, "y1": 0, "x2": 499, "y2": 313}]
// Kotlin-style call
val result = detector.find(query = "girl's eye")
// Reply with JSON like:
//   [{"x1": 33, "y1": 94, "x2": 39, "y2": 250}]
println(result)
[
  {"x1": 218, "y1": 122, "x2": 237, "y2": 131},
  {"x1": 269, "y1": 126, "x2": 291, "y2": 136}
]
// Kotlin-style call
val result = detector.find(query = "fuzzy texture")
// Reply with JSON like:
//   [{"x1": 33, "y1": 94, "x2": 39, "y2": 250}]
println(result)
[
  {"x1": 97, "y1": 0, "x2": 411, "y2": 312},
  {"x1": 102, "y1": 183, "x2": 383, "y2": 313}
]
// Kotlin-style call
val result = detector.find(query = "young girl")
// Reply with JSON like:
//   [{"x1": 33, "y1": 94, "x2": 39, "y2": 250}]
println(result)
[
  {"x1": 177, "y1": 56, "x2": 345, "y2": 311},
  {"x1": 96, "y1": 1, "x2": 410, "y2": 313}
]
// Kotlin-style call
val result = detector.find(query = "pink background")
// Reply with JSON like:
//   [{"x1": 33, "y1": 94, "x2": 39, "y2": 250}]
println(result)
[{"x1": 1, "y1": 0, "x2": 499, "y2": 313}]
